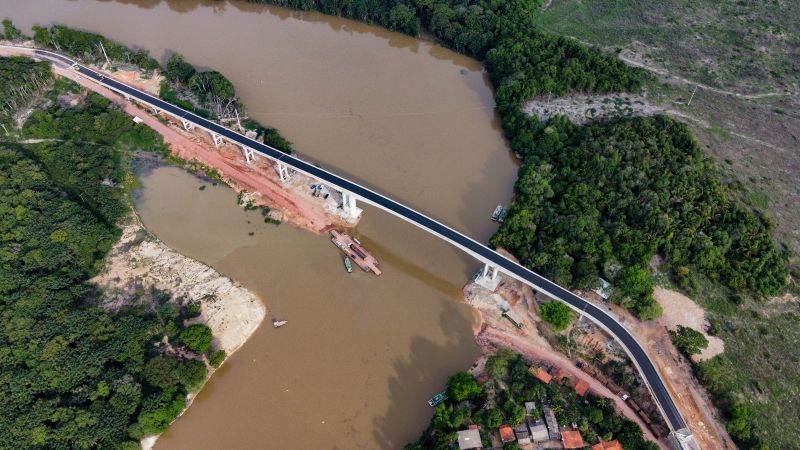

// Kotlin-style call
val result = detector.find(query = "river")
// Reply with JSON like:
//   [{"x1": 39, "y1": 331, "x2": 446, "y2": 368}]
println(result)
[{"x1": 2, "y1": 1, "x2": 519, "y2": 448}]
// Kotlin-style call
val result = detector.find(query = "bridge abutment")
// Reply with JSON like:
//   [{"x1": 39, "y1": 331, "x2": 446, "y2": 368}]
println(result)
[
  {"x1": 474, "y1": 263, "x2": 501, "y2": 291},
  {"x1": 340, "y1": 191, "x2": 362, "y2": 223}
]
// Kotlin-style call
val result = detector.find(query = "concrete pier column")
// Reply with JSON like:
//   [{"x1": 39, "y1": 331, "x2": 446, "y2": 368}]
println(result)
[
  {"x1": 276, "y1": 162, "x2": 290, "y2": 182},
  {"x1": 151, "y1": 105, "x2": 160, "y2": 115},
  {"x1": 340, "y1": 191, "x2": 363, "y2": 223},
  {"x1": 241, "y1": 145, "x2": 256, "y2": 163},
  {"x1": 475, "y1": 263, "x2": 501, "y2": 291},
  {"x1": 180, "y1": 118, "x2": 195, "y2": 131},
  {"x1": 210, "y1": 132, "x2": 223, "y2": 147}
]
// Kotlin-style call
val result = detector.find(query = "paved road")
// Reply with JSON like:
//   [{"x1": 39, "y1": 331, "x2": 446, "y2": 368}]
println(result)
[{"x1": 32, "y1": 48, "x2": 687, "y2": 432}]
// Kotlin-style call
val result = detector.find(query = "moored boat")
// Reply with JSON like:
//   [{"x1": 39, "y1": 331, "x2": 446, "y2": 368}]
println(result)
[{"x1": 343, "y1": 256, "x2": 353, "y2": 273}]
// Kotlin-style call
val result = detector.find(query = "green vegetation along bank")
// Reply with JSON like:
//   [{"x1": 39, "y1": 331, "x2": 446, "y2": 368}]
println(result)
[
  {"x1": 0, "y1": 55, "x2": 224, "y2": 449},
  {"x1": 406, "y1": 350, "x2": 656, "y2": 450},
  {"x1": 242, "y1": 0, "x2": 791, "y2": 448}
]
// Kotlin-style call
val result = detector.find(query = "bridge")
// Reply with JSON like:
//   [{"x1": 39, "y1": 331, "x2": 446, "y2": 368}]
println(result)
[{"x1": 24, "y1": 46, "x2": 694, "y2": 444}]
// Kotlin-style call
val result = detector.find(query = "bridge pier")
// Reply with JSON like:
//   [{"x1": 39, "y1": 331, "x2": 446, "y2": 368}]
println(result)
[
  {"x1": 151, "y1": 105, "x2": 160, "y2": 115},
  {"x1": 240, "y1": 145, "x2": 256, "y2": 163},
  {"x1": 180, "y1": 118, "x2": 195, "y2": 131},
  {"x1": 340, "y1": 191, "x2": 362, "y2": 223},
  {"x1": 210, "y1": 131, "x2": 224, "y2": 147},
  {"x1": 275, "y1": 162, "x2": 291, "y2": 182},
  {"x1": 474, "y1": 263, "x2": 501, "y2": 291}
]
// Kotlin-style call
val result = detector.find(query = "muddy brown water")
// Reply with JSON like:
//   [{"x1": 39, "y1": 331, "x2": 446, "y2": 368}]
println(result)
[{"x1": 3, "y1": 1, "x2": 519, "y2": 448}]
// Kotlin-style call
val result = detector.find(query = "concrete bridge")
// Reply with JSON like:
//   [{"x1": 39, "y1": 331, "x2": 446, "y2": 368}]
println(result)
[{"x1": 23, "y1": 46, "x2": 696, "y2": 446}]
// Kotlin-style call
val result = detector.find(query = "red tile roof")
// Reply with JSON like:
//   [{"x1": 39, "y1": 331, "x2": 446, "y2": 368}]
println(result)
[
  {"x1": 592, "y1": 439, "x2": 624, "y2": 450},
  {"x1": 529, "y1": 367, "x2": 552, "y2": 384},
  {"x1": 574, "y1": 379, "x2": 590, "y2": 396},
  {"x1": 562, "y1": 430, "x2": 585, "y2": 449},
  {"x1": 499, "y1": 424, "x2": 516, "y2": 443}
]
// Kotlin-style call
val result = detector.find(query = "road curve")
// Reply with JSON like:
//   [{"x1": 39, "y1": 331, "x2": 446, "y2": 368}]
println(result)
[{"x1": 29, "y1": 47, "x2": 687, "y2": 432}]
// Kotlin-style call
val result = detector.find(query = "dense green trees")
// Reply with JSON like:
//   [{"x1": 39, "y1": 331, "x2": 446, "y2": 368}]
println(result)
[
  {"x1": 0, "y1": 57, "x2": 217, "y2": 449},
  {"x1": 447, "y1": 371, "x2": 482, "y2": 401},
  {"x1": 31, "y1": 25, "x2": 160, "y2": 70},
  {"x1": 0, "y1": 56, "x2": 51, "y2": 125},
  {"x1": 493, "y1": 116, "x2": 788, "y2": 319},
  {"x1": 670, "y1": 326, "x2": 709, "y2": 357},
  {"x1": 406, "y1": 351, "x2": 657, "y2": 450},
  {"x1": 179, "y1": 323, "x2": 214, "y2": 354},
  {"x1": 539, "y1": 301, "x2": 573, "y2": 331}
]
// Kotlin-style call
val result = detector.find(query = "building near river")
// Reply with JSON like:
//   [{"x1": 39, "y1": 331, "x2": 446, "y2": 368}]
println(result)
[
  {"x1": 499, "y1": 424, "x2": 516, "y2": 443},
  {"x1": 457, "y1": 428, "x2": 482, "y2": 449},
  {"x1": 529, "y1": 419, "x2": 549, "y2": 442},
  {"x1": 592, "y1": 439, "x2": 624, "y2": 450},
  {"x1": 562, "y1": 430, "x2": 585, "y2": 449},
  {"x1": 514, "y1": 422, "x2": 531, "y2": 445},
  {"x1": 543, "y1": 406, "x2": 561, "y2": 440}
]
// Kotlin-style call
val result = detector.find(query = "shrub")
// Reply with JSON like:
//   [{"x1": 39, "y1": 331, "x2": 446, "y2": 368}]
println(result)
[{"x1": 540, "y1": 301, "x2": 573, "y2": 331}]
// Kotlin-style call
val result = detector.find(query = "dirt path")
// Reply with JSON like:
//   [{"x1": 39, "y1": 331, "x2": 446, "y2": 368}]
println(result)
[
  {"x1": 462, "y1": 263, "x2": 666, "y2": 448},
  {"x1": 618, "y1": 49, "x2": 796, "y2": 100},
  {"x1": 594, "y1": 296, "x2": 734, "y2": 449}
]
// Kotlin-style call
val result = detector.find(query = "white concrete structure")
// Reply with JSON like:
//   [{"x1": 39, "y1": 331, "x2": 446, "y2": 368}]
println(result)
[{"x1": 474, "y1": 263, "x2": 501, "y2": 291}]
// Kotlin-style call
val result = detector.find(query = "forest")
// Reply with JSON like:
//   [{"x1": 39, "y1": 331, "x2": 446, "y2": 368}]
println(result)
[
  {"x1": 0, "y1": 57, "x2": 221, "y2": 449},
  {"x1": 405, "y1": 350, "x2": 656, "y2": 450},
  {"x1": 0, "y1": 56, "x2": 51, "y2": 126},
  {"x1": 244, "y1": 0, "x2": 789, "y2": 447},
  {"x1": 492, "y1": 116, "x2": 788, "y2": 319}
]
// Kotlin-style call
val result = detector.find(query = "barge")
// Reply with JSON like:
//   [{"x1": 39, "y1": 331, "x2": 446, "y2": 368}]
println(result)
[{"x1": 330, "y1": 230, "x2": 382, "y2": 275}]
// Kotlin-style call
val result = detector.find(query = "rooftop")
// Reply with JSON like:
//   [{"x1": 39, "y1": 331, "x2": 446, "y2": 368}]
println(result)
[
  {"x1": 530, "y1": 367, "x2": 552, "y2": 384},
  {"x1": 592, "y1": 439, "x2": 624, "y2": 450},
  {"x1": 574, "y1": 379, "x2": 590, "y2": 396},
  {"x1": 562, "y1": 430, "x2": 585, "y2": 449},
  {"x1": 552, "y1": 368, "x2": 569, "y2": 382},
  {"x1": 457, "y1": 429, "x2": 483, "y2": 449},
  {"x1": 499, "y1": 424, "x2": 516, "y2": 443}
]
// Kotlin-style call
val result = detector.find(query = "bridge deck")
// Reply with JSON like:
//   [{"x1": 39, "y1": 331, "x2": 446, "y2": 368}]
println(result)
[{"x1": 25, "y1": 46, "x2": 687, "y2": 432}]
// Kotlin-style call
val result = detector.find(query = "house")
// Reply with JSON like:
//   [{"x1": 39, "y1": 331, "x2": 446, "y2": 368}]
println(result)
[
  {"x1": 542, "y1": 406, "x2": 561, "y2": 440},
  {"x1": 514, "y1": 423, "x2": 531, "y2": 445},
  {"x1": 562, "y1": 430, "x2": 585, "y2": 449},
  {"x1": 592, "y1": 439, "x2": 624, "y2": 450},
  {"x1": 529, "y1": 367, "x2": 552, "y2": 384},
  {"x1": 529, "y1": 419, "x2": 549, "y2": 442},
  {"x1": 499, "y1": 424, "x2": 516, "y2": 443},
  {"x1": 524, "y1": 401, "x2": 537, "y2": 415},
  {"x1": 574, "y1": 379, "x2": 590, "y2": 396},
  {"x1": 457, "y1": 428, "x2": 483, "y2": 450}
]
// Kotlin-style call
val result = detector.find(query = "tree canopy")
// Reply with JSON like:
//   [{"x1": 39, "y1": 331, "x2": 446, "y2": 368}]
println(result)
[
  {"x1": 539, "y1": 301, "x2": 573, "y2": 331},
  {"x1": 670, "y1": 325, "x2": 709, "y2": 357}
]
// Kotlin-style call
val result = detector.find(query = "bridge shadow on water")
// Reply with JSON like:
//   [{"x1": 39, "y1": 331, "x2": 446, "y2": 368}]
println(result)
[{"x1": 371, "y1": 301, "x2": 480, "y2": 449}]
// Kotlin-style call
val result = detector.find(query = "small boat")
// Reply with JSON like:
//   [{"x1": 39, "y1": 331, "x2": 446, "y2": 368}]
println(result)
[
  {"x1": 343, "y1": 256, "x2": 353, "y2": 273},
  {"x1": 427, "y1": 391, "x2": 448, "y2": 407},
  {"x1": 272, "y1": 320, "x2": 288, "y2": 328}
]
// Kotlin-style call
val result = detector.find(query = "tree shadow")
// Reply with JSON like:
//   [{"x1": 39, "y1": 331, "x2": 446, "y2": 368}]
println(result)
[{"x1": 372, "y1": 300, "x2": 481, "y2": 449}]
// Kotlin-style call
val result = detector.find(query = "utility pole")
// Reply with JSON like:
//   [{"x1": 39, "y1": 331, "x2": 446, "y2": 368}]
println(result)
[
  {"x1": 234, "y1": 108, "x2": 243, "y2": 132},
  {"x1": 687, "y1": 85, "x2": 698, "y2": 107},
  {"x1": 99, "y1": 41, "x2": 111, "y2": 66}
]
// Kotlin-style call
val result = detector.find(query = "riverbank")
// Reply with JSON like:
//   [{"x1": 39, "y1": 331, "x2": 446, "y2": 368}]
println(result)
[
  {"x1": 462, "y1": 251, "x2": 729, "y2": 449},
  {"x1": 462, "y1": 257, "x2": 664, "y2": 448},
  {"x1": 91, "y1": 214, "x2": 267, "y2": 450},
  {"x1": 0, "y1": 42, "x2": 352, "y2": 234}
]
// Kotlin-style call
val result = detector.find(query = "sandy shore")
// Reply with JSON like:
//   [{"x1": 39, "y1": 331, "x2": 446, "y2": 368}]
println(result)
[{"x1": 92, "y1": 216, "x2": 266, "y2": 356}]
